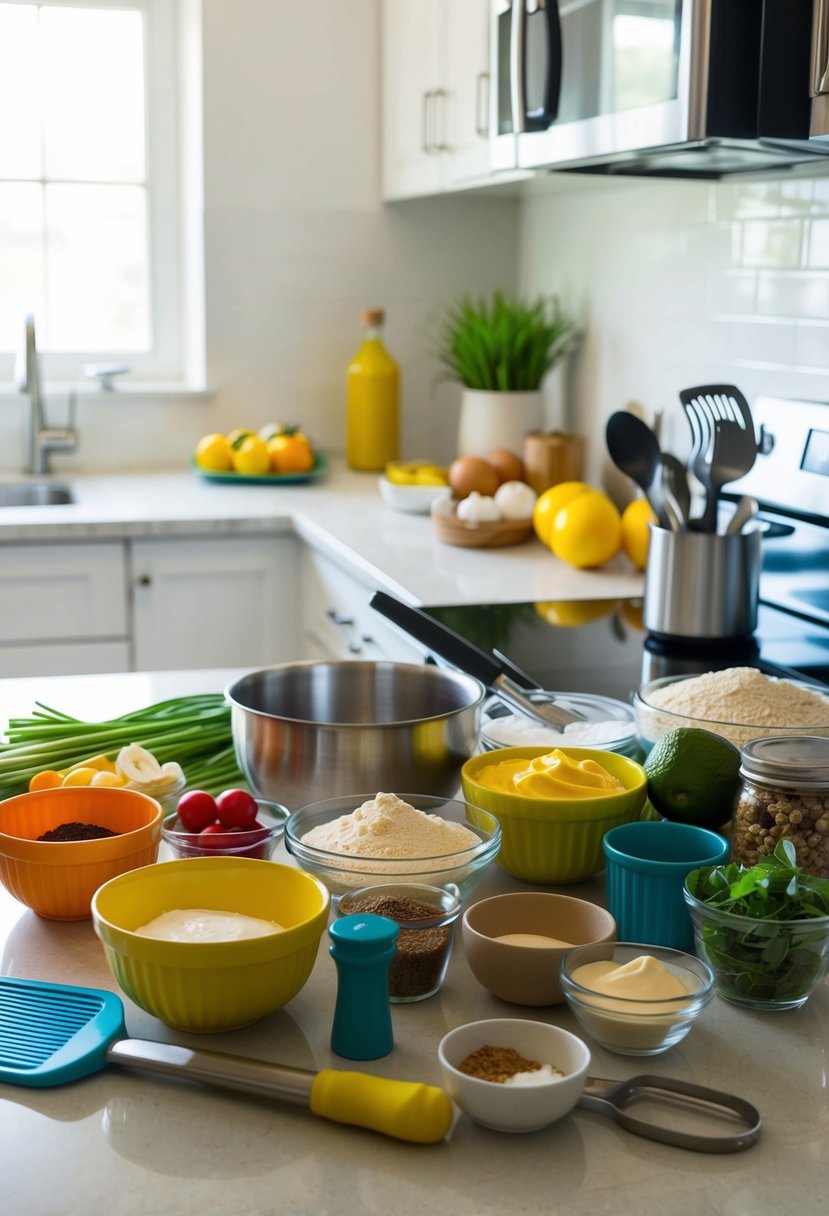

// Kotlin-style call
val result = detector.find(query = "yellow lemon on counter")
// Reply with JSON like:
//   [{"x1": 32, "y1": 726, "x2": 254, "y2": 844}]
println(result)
[
  {"x1": 550, "y1": 490, "x2": 622, "y2": 569},
  {"x1": 232, "y1": 434, "x2": 271, "y2": 475},
  {"x1": 195, "y1": 433, "x2": 233, "y2": 472},
  {"x1": 620, "y1": 498, "x2": 657, "y2": 570},
  {"x1": 227, "y1": 428, "x2": 254, "y2": 446},
  {"x1": 532, "y1": 481, "x2": 590, "y2": 547}
]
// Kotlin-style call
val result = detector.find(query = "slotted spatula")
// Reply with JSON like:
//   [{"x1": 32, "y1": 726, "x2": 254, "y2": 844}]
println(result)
[
  {"x1": 679, "y1": 385, "x2": 759, "y2": 531},
  {"x1": 0, "y1": 976, "x2": 453, "y2": 1144}
]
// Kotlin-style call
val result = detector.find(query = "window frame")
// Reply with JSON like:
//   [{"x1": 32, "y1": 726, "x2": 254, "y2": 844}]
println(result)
[{"x1": 0, "y1": 0, "x2": 185, "y2": 384}]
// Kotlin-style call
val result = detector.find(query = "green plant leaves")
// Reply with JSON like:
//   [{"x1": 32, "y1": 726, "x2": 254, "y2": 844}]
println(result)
[{"x1": 432, "y1": 291, "x2": 575, "y2": 391}]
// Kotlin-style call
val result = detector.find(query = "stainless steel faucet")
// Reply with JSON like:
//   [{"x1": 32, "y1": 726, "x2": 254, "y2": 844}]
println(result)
[{"x1": 14, "y1": 314, "x2": 77, "y2": 475}]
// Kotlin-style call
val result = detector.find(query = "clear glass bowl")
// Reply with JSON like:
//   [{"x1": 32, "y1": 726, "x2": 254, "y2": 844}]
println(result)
[
  {"x1": 161, "y1": 799, "x2": 289, "y2": 860},
  {"x1": 480, "y1": 691, "x2": 639, "y2": 758},
  {"x1": 634, "y1": 673, "x2": 829, "y2": 754},
  {"x1": 284, "y1": 794, "x2": 500, "y2": 900},
  {"x1": 559, "y1": 942, "x2": 714, "y2": 1055},
  {"x1": 683, "y1": 886, "x2": 829, "y2": 1011},
  {"x1": 336, "y1": 881, "x2": 462, "y2": 1002}
]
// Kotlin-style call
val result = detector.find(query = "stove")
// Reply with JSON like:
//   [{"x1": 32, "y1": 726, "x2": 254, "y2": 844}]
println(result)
[{"x1": 424, "y1": 395, "x2": 829, "y2": 700}]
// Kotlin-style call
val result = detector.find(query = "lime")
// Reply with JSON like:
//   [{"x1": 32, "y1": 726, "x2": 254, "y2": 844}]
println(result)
[{"x1": 644, "y1": 726, "x2": 741, "y2": 829}]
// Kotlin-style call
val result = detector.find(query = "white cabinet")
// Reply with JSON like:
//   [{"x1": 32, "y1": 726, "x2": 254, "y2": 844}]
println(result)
[
  {"x1": 131, "y1": 535, "x2": 300, "y2": 672},
  {"x1": 382, "y1": 0, "x2": 492, "y2": 201},
  {"x1": 301, "y1": 547, "x2": 424, "y2": 664},
  {"x1": 0, "y1": 542, "x2": 130, "y2": 676}
]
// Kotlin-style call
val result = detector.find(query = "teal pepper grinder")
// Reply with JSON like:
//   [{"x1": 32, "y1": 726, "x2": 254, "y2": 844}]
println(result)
[{"x1": 328, "y1": 913, "x2": 399, "y2": 1061}]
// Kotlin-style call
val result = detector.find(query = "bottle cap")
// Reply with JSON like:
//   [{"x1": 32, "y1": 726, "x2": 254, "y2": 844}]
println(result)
[{"x1": 361, "y1": 308, "x2": 385, "y2": 326}]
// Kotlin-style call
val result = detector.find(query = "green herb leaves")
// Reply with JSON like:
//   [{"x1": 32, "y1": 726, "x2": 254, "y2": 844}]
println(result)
[
  {"x1": 433, "y1": 292, "x2": 574, "y2": 392},
  {"x1": 685, "y1": 841, "x2": 829, "y2": 1006}
]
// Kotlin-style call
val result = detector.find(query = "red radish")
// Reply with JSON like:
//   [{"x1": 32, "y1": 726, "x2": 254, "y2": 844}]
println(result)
[
  {"x1": 198, "y1": 822, "x2": 238, "y2": 849},
  {"x1": 215, "y1": 788, "x2": 259, "y2": 828},
  {"x1": 176, "y1": 789, "x2": 218, "y2": 831}
]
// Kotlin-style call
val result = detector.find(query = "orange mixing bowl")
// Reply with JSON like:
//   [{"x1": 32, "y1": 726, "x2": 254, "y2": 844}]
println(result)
[{"x1": 0, "y1": 786, "x2": 163, "y2": 921}]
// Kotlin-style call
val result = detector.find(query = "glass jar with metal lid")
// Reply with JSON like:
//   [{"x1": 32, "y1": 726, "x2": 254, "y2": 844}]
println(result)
[{"x1": 731, "y1": 736, "x2": 829, "y2": 879}]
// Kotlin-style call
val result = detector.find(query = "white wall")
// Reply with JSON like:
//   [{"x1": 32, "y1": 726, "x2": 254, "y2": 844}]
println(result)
[
  {"x1": 517, "y1": 172, "x2": 829, "y2": 491},
  {"x1": 0, "y1": 0, "x2": 518, "y2": 474}
]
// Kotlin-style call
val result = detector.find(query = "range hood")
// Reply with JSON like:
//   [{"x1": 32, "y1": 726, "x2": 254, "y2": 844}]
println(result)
[{"x1": 553, "y1": 138, "x2": 829, "y2": 182}]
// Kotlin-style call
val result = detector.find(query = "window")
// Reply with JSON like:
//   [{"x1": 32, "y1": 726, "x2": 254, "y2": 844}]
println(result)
[{"x1": 0, "y1": 0, "x2": 187, "y2": 383}]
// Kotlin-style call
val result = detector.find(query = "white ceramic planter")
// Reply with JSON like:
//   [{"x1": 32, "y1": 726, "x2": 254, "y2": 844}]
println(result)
[{"x1": 456, "y1": 389, "x2": 543, "y2": 458}]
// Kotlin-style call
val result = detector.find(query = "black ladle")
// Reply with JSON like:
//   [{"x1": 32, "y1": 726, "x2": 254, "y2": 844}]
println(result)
[{"x1": 606, "y1": 412, "x2": 682, "y2": 530}]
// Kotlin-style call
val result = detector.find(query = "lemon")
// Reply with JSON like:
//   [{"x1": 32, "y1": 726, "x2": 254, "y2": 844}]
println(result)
[
  {"x1": 621, "y1": 498, "x2": 657, "y2": 570},
  {"x1": 414, "y1": 465, "x2": 449, "y2": 487},
  {"x1": 194, "y1": 433, "x2": 233, "y2": 472},
  {"x1": 644, "y1": 727, "x2": 741, "y2": 828},
  {"x1": 231, "y1": 434, "x2": 270, "y2": 475},
  {"x1": 62, "y1": 767, "x2": 99, "y2": 787},
  {"x1": 535, "y1": 599, "x2": 618, "y2": 627},
  {"x1": 550, "y1": 491, "x2": 622, "y2": 569},
  {"x1": 227, "y1": 428, "x2": 254, "y2": 446},
  {"x1": 532, "y1": 481, "x2": 589, "y2": 547}
]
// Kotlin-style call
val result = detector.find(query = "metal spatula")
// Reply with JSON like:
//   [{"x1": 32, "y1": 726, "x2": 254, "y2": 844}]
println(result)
[{"x1": 0, "y1": 976, "x2": 453, "y2": 1145}]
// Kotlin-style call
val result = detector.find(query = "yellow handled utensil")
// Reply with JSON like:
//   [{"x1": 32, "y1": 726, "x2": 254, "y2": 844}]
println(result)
[{"x1": 0, "y1": 976, "x2": 453, "y2": 1145}]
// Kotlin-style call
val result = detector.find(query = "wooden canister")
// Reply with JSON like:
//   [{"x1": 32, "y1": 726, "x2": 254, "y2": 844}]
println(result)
[{"x1": 523, "y1": 432, "x2": 586, "y2": 495}]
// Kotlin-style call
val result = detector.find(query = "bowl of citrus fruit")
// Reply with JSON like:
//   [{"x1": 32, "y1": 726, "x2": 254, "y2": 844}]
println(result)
[{"x1": 193, "y1": 424, "x2": 326, "y2": 484}]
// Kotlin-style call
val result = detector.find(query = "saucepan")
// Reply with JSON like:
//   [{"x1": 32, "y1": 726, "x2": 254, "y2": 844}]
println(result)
[{"x1": 226, "y1": 660, "x2": 484, "y2": 808}]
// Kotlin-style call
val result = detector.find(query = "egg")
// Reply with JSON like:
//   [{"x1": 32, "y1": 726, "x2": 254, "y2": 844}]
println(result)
[
  {"x1": 448, "y1": 456, "x2": 500, "y2": 500},
  {"x1": 487, "y1": 448, "x2": 525, "y2": 485}
]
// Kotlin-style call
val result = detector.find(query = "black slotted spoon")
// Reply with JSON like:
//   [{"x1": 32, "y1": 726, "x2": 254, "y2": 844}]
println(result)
[{"x1": 679, "y1": 385, "x2": 759, "y2": 531}]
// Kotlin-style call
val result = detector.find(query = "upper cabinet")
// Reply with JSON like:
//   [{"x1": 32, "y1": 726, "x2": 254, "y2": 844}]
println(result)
[{"x1": 382, "y1": 0, "x2": 493, "y2": 201}]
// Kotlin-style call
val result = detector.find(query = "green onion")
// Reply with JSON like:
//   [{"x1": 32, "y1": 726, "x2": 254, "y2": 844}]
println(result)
[{"x1": 0, "y1": 695, "x2": 245, "y2": 799}]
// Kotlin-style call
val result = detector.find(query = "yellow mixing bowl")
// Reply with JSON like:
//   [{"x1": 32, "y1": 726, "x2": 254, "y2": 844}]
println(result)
[
  {"x1": 91, "y1": 857, "x2": 330, "y2": 1032},
  {"x1": 461, "y1": 746, "x2": 648, "y2": 884}
]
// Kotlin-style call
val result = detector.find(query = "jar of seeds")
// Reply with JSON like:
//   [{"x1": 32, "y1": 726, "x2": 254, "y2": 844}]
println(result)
[
  {"x1": 336, "y1": 882, "x2": 462, "y2": 1002},
  {"x1": 731, "y1": 736, "x2": 829, "y2": 879}
]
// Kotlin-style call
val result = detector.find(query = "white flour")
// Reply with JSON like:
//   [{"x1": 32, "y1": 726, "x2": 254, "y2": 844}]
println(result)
[{"x1": 300, "y1": 791, "x2": 479, "y2": 858}]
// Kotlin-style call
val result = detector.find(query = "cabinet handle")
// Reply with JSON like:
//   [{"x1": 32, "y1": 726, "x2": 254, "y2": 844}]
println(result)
[
  {"x1": 422, "y1": 90, "x2": 434, "y2": 153},
  {"x1": 137, "y1": 575, "x2": 152, "y2": 587},
  {"x1": 326, "y1": 607, "x2": 355, "y2": 627},
  {"x1": 432, "y1": 88, "x2": 449, "y2": 152},
  {"x1": 476, "y1": 71, "x2": 490, "y2": 138}
]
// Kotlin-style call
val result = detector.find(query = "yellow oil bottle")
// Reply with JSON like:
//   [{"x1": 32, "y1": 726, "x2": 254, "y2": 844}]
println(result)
[{"x1": 346, "y1": 308, "x2": 400, "y2": 470}]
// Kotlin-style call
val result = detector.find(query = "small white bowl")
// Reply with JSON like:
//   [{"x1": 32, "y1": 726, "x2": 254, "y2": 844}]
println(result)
[
  {"x1": 378, "y1": 477, "x2": 448, "y2": 514},
  {"x1": 438, "y1": 1018, "x2": 591, "y2": 1133}
]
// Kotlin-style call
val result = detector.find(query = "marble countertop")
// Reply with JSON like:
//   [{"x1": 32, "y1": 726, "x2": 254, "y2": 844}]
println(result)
[
  {"x1": 0, "y1": 463, "x2": 644, "y2": 607},
  {"x1": 1, "y1": 669, "x2": 827, "y2": 1216}
]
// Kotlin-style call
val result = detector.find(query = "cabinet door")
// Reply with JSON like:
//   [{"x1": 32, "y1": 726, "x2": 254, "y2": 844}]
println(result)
[
  {"x1": 444, "y1": 0, "x2": 491, "y2": 187},
  {"x1": 381, "y1": 0, "x2": 444, "y2": 200},
  {"x1": 0, "y1": 542, "x2": 127, "y2": 643},
  {"x1": 0, "y1": 640, "x2": 131, "y2": 678},
  {"x1": 131, "y1": 536, "x2": 300, "y2": 672}
]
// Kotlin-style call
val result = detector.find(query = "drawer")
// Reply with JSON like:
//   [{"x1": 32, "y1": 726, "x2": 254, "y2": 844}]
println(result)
[
  {"x1": 0, "y1": 542, "x2": 128, "y2": 643},
  {"x1": 0, "y1": 640, "x2": 131, "y2": 678}
]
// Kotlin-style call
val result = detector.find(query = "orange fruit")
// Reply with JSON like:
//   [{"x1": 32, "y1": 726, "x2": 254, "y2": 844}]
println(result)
[
  {"x1": 268, "y1": 431, "x2": 315, "y2": 474},
  {"x1": 550, "y1": 490, "x2": 622, "y2": 569},
  {"x1": 28, "y1": 770, "x2": 63, "y2": 792},
  {"x1": 620, "y1": 498, "x2": 657, "y2": 570},
  {"x1": 532, "y1": 481, "x2": 590, "y2": 547}
]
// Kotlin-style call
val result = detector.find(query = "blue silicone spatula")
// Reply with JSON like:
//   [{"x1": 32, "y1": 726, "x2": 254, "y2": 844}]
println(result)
[{"x1": 0, "y1": 976, "x2": 453, "y2": 1144}]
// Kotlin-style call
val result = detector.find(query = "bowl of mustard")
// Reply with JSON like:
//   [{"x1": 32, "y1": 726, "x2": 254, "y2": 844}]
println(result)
[{"x1": 460, "y1": 747, "x2": 649, "y2": 884}]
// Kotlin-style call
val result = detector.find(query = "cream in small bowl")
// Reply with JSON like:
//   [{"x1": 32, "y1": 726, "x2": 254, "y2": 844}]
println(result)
[
  {"x1": 560, "y1": 942, "x2": 714, "y2": 1056},
  {"x1": 438, "y1": 1018, "x2": 591, "y2": 1134}
]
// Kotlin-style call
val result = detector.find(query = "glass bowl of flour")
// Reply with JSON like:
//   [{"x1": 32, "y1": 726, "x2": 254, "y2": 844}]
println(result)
[
  {"x1": 284, "y1": 792, "x2": 501, "y2": 900},
  {"x1": 480, "y1": 692, "x2": 639, "y2": 759}
]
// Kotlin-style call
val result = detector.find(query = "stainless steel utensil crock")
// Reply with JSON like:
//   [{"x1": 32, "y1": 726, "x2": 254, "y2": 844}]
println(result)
[
  {"x1": 643, "y1": 526, "x2": 761, "y2": 639},
  {"x1": 226, "y1": 661, "x2": 485, "y2": 808}
]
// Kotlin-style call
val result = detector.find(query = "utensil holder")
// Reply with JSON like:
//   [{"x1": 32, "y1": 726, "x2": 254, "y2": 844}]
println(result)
[{"x1": 644, "y1": 526, "x2": 761, "y2": 639}]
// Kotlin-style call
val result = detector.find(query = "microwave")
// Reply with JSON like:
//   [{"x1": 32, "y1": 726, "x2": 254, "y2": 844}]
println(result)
[{"x1": 491, "y1": 0, "x2": 829, "y2": 178}]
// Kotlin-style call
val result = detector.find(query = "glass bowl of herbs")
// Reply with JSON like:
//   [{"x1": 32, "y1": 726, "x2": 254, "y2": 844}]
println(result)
[{"x1": 683, "y1": 840, "x2": 829, "y2": 1011}]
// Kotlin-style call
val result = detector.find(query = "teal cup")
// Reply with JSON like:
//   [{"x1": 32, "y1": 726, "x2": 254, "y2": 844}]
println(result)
[{"x1": 603, "y1": 821, "x2": 730, "y2": 950}]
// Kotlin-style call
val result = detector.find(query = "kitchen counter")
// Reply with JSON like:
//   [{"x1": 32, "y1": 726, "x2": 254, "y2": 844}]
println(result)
[
  {"x1": 2, "y1": 669, "x2": 827, "y2": 1216},
  {"x1": 0, "y1": 462, "x2": 644, "y2": 607}
]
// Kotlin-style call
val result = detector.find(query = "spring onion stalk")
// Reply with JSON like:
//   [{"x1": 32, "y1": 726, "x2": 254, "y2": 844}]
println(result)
[{"x1": 0, "y1": 695, "x2": 245, "y2": 798}]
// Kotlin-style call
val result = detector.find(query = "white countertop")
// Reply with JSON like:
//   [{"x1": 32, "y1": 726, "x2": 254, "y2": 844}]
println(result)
[
  {"x1": 0, "y1": 463, "x2": 644, "y2": 607},
  {"x1": 1, "y1": 669, "x2": 827, "y2": 1216}
]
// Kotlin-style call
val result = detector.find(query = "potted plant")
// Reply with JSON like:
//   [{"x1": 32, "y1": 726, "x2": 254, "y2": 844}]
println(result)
[{"x1": 434, "y1": 291, "x2": 575, "y2": 457}]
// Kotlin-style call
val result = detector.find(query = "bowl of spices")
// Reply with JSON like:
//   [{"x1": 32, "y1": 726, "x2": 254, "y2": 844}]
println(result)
[
  {"x1": 0, "y1": 786, "x2": 163, "y2": 920},
  {"x1": 336, "y1": 882, "x2": 462, "y2": 1002},
  {"x1": 438, "y1": 1018, "x2": 591, "y2": 1133}
]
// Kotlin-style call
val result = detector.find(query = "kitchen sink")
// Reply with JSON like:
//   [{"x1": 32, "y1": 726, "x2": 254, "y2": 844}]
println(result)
[{"x1": 0, "y1": 483, "x2": 74, "y2": 507}]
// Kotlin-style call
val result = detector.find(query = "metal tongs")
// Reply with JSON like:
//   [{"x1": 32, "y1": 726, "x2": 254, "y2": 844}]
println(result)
[
  {"x1": 578, "y1": 1074, "x2": 762, "y2": 1153},
  {"x1": 370, "y1": 591, "x2": 584, "y2": 730}
]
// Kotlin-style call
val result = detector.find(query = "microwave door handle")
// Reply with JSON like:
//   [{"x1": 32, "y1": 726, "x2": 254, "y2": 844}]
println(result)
[
  {"x1": 540, "y1": 0, "x2": 563, "y2": 123},
  {"x1": 510, "y1": 0, "x2": 527, "y2": 133},
  {"x1": 813, "y1": 0, "x2": 829, "y2": 92}
]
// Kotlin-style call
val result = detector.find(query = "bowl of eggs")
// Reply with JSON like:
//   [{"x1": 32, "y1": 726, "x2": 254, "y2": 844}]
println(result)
[{"x1": 433, "y1": 451, "x2": 538, "y2": 548}]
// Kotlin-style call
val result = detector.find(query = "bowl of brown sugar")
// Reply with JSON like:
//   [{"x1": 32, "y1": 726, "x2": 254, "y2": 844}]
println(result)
[
  {"x1": 335, "y1": 882, "x2": 462, "y2": 1001},
  {"x1": 438, "y1": 1018, "x2": 591, "y2": 1133}
]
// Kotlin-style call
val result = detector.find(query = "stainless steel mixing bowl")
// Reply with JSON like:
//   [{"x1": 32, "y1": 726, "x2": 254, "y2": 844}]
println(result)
[{"x1": 226, "y1": 661, "x2": 486, "y2": 808}]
